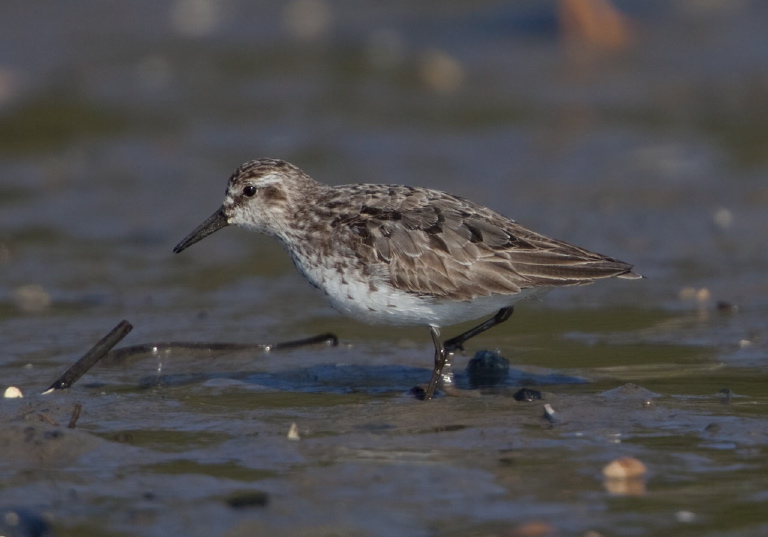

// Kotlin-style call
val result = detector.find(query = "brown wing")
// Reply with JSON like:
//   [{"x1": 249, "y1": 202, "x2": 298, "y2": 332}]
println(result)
[{"x1": 327, "y1": 185, "x2": 639, "y2": 301}]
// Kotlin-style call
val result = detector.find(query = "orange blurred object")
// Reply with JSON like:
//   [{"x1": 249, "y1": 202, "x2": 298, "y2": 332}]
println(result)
[{"x1": 559, "y1": 0, "x2": 632, "y2": 51}]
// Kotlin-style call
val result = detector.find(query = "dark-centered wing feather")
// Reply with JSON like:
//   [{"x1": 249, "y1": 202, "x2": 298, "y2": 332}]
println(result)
[{"x1": 325, "y1": 185, "x2": 640, "y2": 301}]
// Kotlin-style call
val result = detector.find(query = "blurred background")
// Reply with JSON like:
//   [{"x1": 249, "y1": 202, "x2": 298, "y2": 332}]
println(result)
[
  {"x1": 2, "y1": 0, "x2": 767, "y2": 344},
  {"x1": 2, "y1": 2, "x2": 768, "y2": 536}
]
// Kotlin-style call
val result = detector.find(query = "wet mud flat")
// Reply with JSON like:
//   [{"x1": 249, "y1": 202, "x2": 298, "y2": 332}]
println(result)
[{"x1": 2, "y1": 302, "x2": 767, "y2": 537}]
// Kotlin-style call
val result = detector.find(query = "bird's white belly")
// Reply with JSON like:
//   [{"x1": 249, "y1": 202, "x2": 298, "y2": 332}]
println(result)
[
  {"x1": 329, "y1": 286, "x2": 529, "y2": 327},
  {"x1": 292, "y1": 253, "x2": 538, "y2": 327}
]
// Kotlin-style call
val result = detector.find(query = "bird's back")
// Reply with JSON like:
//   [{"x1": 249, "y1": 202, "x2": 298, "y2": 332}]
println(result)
[{"x1": 291, "y1": 182, "x2": 640, "y2": 304}]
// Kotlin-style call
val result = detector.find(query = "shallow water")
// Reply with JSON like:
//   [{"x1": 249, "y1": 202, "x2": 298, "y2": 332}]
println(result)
[{"x1": 2, "y1": 1, "x2": 768, "y2": 536}]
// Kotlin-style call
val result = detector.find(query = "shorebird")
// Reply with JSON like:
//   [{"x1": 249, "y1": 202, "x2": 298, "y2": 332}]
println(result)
[{"x1": 174, "y1": 158, "x2": 641, "y2": 399}]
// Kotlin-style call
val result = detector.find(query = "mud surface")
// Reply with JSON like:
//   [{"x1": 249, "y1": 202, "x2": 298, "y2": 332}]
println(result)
[{"x1": 2, "y1": 2, "x2": 768, "y2": 536}]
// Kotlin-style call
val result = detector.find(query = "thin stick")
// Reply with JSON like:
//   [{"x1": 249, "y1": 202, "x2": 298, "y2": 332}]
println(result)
[
  {"x1": 68, "y1": 403, "x2": 83, "y2": 428},
  {"x1": 105, "y1": 332, "x2": 338, "y2": 362},
  {"x1": 43, "y1": 320, "x2": 133, "y2": 394}
]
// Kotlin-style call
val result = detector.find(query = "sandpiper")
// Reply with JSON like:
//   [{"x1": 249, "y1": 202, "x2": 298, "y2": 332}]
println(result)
[{"x1": 174, "y1": 158, "x2": 641, "y2": 399}]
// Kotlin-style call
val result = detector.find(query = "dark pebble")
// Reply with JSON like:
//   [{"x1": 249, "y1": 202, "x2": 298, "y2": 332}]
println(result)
[
  {"x1": 409, "y1": 385, "x2": 428, "y2": 400},
  {"x1": 466, "y1": 350, "x2": 510, "y2": 388},
  {"x1": 513, "y1": 387, "x2": 542, "y2": 402},
  {"x1": 225, "y1": 490, "x2": 270, "y2": 509},
  {"x1": 716, "y1": 301, "x2": 738, "y2": 314}
]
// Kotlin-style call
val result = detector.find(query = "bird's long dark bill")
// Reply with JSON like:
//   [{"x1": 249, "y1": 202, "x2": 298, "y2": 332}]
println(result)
[{"x1": 173, "y1": 207, "x2": 229, "y2": 253}]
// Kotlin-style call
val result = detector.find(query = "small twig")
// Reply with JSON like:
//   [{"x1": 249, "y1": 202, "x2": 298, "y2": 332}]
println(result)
[
  {"x1": 68, "y1": 403, "x2": 83, "y2": 428},
  {"x1": 269, "y1": 333, "x2": 338, "y2": 351},
  {"x1": 43, "y1": 320, "x2": 133, "y2": 394},
  {"x1": 37, "y1": 413, "x2": 59, "y2": 426},
  {"x1": 105, "y1": 332, "x2": 338, "y2": 362}
]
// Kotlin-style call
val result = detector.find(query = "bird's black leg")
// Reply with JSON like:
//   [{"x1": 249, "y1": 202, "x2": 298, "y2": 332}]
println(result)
[
  {"x1": 444, "y1": 307, "x2": 514, "y2": 353},
  {"x1": 424, "y1": 326, "x2": 447, "y2": 400},
  {"x1": 422, "y1": 307, "x2": 514, "y2": 400}
]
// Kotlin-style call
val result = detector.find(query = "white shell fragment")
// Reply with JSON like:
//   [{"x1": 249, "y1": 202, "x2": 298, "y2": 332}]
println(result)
[
  {"x1": 287, "y1": 422, "x2": 301, "y2": 440},
  {"x1": 4, "y1": 386, "x2": 23, "y2": 398}
]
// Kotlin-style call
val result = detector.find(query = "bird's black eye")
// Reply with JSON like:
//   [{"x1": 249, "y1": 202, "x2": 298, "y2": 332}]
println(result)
[{"x1": 242, "y1": 185, "x2": 257, "y2": 197}]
